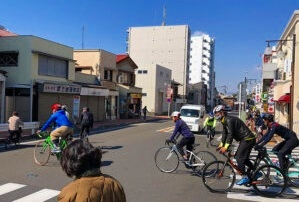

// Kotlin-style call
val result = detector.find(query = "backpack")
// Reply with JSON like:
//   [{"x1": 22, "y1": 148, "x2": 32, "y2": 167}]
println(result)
[{"x1": 81, "y1": 112, "x2": 92, "y2": 126}]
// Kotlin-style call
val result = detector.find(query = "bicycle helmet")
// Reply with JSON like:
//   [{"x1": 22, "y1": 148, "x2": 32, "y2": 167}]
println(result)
[
  {"x1": 171, "y1": 111, "x2": 180, "y2": 117},
  {"x1": 262, "y1": 113, "x2": 274, "y2": 122},
  {"x1": 51, "y1": 103, "x2": 61, "y2": 111},
  {"x1": 208, "y1": 112, "x2": 214, "y2": 118},
  {"x1": 213, "y1": 105, "x2": 225, "y2": 114}
]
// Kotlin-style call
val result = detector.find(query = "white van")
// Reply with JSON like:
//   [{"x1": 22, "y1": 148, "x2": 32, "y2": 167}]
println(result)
[{"x1": 180, "y1": 105, "x2": 205, "y2": 133}]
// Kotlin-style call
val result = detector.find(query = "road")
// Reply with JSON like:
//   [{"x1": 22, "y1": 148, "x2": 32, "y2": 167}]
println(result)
[{"x1": 0, "y1": 116, "x2": 298, "y2": 201}]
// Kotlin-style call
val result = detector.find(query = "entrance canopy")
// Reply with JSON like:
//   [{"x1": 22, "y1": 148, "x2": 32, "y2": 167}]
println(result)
[{"x1": 275, "y1": 94, "x2": 290, "y2": 103}]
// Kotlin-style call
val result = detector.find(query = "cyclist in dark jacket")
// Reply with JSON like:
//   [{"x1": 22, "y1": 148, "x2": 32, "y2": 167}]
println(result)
[
  {"x1": 255, "y1": 113, "x2": 299, "y2": 171},
  {"x1": 167, "y1": 111, "x2": 195, "y2": 163},
  {"x1": 213, "y1": 105, "x2": 256, "y2": 185}
]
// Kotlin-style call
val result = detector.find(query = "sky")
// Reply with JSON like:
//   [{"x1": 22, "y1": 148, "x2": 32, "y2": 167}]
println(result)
[{"x1": 1, "y1": 0, "x2": 299, "y2": 94}]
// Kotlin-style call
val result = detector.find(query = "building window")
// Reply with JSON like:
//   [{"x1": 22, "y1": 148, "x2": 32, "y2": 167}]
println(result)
[
  {"x1": 137, "y1": 70, "x2": 142, "y2": 74},
  {"x1": 104, "y1": 69, "x2": 113, "y2": 81},
  {"x1": 143, "y1": 70, "x2": 148, "y2": 74},
  {"x1": 0, "y1": 51, "x2": 18, "y2": 67},
  {"x1": 38, "y1": 55, "x2": 68, "y2": 78}
]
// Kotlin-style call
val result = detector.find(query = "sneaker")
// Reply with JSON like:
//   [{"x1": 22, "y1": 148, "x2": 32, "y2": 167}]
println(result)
[
  {"x1": 236, "y1": 176, "x2": 251, "y2": 185},
  {"x1": 51, "y1": 147, "x2": 61, "y2": 153}
]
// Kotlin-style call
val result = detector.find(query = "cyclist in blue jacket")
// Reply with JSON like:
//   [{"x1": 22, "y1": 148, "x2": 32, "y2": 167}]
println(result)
[
  {"x1": 255, "y1": 113, "x2": 299, "y2": 172},
  {"x1": 167, "y1": 111, "x2": 195, "y2": 165},
  {"x1": 37, "y1": 103, "x2": 74, "y2": 153}
]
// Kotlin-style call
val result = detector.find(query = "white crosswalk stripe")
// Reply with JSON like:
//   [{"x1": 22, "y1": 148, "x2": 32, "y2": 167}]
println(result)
[
  {"x1": 227, "y1": 147, "x2": 299, "y2": 201},
  {"x1": 0, "y1": 183, "x2": 59, "y2": 202}
]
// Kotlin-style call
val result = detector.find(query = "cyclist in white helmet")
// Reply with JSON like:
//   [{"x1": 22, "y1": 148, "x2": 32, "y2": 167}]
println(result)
[
  {"x1": 213, "y1": 104, "x2": 258, "y2": 185},
  {"x1": 166, "y1": 111, "x2": 195, "y2": 167}
]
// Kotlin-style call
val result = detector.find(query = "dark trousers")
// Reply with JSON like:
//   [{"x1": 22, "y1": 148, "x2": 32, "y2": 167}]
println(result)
[
  {"x1": 235, "y1": 138, "x2": 256, "y2": 175},
  {"x1": 177, "y1": 137, "x2": 195, "y2": 157},
  {"x1": 80, "y1": 125, "x2": 90, "y2": 137},
  {"x1": 272, "y1": 137, "x2": 299, "y2": 171}
]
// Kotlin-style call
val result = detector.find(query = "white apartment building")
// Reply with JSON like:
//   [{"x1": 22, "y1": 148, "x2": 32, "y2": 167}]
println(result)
[
  {"x1": 189, "y1": 34, "x2": 215, "y2": 109},
  {"x1": 127, "y1": 25, "x2": 191, "y2": 113}
]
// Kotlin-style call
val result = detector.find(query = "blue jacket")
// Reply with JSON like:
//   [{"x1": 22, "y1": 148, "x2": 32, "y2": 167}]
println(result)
[
  {"x1": 41, "y1": 110, "x2": 73, "y2": 131},
  {"x1": 170, "y1": 119, "x2": 194, "y2": 141}
]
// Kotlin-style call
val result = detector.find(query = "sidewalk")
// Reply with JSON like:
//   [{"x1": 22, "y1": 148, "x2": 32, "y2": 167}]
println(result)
[{"x1": 0, "y1": 115, "x2": 170, "y2": 142}]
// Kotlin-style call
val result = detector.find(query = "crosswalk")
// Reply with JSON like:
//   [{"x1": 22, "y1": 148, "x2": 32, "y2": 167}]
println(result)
[
  {"x1": 0, "y1": 183, "x2": 59, "y2": 202},
  {"x1": 228, "y1": 147, "x2": 299, "y2": 201}
]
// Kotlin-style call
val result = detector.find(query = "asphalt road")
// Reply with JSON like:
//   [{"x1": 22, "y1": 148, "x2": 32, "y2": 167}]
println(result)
[{"x1": 0, "y1": 115, "x2": 298, "y2": 201}]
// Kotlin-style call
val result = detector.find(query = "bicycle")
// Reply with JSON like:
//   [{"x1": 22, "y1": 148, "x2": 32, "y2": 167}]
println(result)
[
  {"x1": 250, "y1": 147, "x2": 299, "y2": 187},
  {"x1": 202, "y1": 146, "x2": 287, "y2": 197},
  {"x1": 204, "y1": 127, "x2": 218, "y2": 148},
  {"x1": 154, "y1": 139, "x2": 217, "y2": 175},
  {"x1": 33, "y1": 131, "x2": 72, "y2": 166}
]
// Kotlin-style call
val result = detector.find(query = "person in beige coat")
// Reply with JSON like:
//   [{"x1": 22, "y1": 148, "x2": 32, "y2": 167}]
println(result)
[
  {"x1": 8, "y1": 111, "x2": 24, "y2": 144},
  {"x1": 58, "y1": 139, "x2": 126, "y2": 202}
]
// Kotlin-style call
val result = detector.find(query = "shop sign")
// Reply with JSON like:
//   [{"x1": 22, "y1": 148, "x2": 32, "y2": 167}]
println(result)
[
  {"x1": 43, "y1": 83, "x2": 80, "y2": 94},
  {"x1": 131, "y1": 93, "x2": 142, "y2": 98}
]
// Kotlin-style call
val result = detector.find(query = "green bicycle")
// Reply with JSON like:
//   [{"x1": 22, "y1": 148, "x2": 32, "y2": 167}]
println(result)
[{"x1": 33, "y1": 131, "x2": 72, "y2": 166}]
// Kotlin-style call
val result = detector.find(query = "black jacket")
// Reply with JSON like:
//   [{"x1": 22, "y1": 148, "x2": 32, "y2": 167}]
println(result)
[{"x1": 221, "y1": 115, "x2": 256, "y2": 147}]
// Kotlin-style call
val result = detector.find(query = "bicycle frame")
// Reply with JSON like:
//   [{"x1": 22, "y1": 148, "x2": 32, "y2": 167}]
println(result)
[{"x1": 167, "y1": 144, "x2": 205, "y2": 167}]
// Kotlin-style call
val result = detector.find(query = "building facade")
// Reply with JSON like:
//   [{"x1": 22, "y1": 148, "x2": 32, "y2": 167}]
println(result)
[
  {"x1": 127, "y1": 25, "x2": 191, "y2": 109},
  {"x1": 189, "y1": 34, "x2": 215, "y2": 110}
]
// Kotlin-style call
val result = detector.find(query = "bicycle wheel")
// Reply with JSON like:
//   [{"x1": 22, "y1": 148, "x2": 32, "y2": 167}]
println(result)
[
  {"x1": 192, "y1": 151, "x2": 217, "y2": 175},
  {"x1": 286, "y1": 161, "x2": 299, "y2": 187},
  {"x1": 202, "y1": 161, "x2": 236, "y2": 193},
  {"x1": 252, "y1": 164, "x2": 287, "y2": 197},
  {"x1": 155, "y1": 147, "x2": 179, "y2": 173},
  {"x1": 34, "y1": 140, "x2": 51, "y2": 166}
]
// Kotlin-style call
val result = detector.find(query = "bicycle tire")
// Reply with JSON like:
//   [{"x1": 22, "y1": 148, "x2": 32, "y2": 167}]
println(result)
[
  {"x1": 202, "y1": 160, "x2": 236, "y2": 193},
  {"x1": 252, "y1": 164, "x2": 287, "y2": 197},
  {"x1": 192, "y1": 151, "x2": 217, "y2": 175},
  {"x1": 155, "y1": 147, "x2": 179, "y2": 173},
  {"x1": 286, "y1": 161, "x2": 299, "y2": 187},
  {"x1": 34, "y1": 140, "x2": 51, "y2": 166}
]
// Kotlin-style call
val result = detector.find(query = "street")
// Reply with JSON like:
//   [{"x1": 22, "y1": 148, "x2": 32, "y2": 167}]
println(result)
[{"x1": 0, "y1": 117, "x2": 299, "y2": 202}]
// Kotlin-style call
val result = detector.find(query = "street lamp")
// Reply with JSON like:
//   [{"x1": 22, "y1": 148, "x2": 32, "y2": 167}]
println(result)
[{"x1": 265, "y1": 34, "x2": 296, "y2": 130}]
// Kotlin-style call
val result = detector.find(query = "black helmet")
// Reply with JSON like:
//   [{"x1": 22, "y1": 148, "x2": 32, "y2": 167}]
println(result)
[{"x1": 262, "y1": 113, "x2": 274, "y2": 122}]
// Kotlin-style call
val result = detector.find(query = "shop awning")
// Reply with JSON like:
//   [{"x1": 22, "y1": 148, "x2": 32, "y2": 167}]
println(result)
[{"x1": 275, "y1": 94, "x2": 290, "y2": 103}]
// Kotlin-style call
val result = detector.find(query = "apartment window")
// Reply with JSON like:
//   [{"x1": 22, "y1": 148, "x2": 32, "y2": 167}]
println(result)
[
  {"x1": 38, "y1": 55, "x2": 68, "y2": 78},
  {"x1": 104, "y1": 69, "x2": 113, "y2": 81},
  {"x1": 143, "y1": 70, "x2": 148, "y2": 74},
  {"x1": 0, "y1": 51, "x2": 18, "y2": 66},
  {"x1": 137, "y1": 70, "x2": 142, "y2": 74}
]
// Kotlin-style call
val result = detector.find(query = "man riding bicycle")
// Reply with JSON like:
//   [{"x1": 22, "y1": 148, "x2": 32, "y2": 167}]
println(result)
[
  {"x1": 202, "y1": 112, "x2": 217, "y2": 138},
  {"x1": 166, "y1": 111, "x2": 195, "y2": 167},
  {"x1": 254, "y1": 113, "x2": 299, "y2": 172},
  {"x1": 37, "y1": 103, "x2": 74, "y2": 153},
  {"x1": 213, "y1": 104, "x2": 257, "y2": 185}
]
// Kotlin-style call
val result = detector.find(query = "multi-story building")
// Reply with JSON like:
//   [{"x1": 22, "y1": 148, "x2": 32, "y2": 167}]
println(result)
[
  {"x1": 126, "y1": 25, "x2": 191, "y2": 114},
  {"x1": 262, "y1": 10, "x2": 299, "y2": 133},
  {"x1": 189, "y1": 34, "x2": 215, "y2": 110}
]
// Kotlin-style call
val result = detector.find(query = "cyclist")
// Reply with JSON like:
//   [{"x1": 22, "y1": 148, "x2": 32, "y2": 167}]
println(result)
[
  {"x1": 202, "y1": 112, "x2": 217, "y2": 138},
  {"x1": 213, "y1": 105, "x2": 257, "y2": 185},
  {"x1": 79, "y1": 107, "x2": 94, "y2": 139},
  {"x1": 254, "y1": 113, "x2": 299, "y2": 172},
  {"x1": 166, "y1": 111, "x2": 195, "y2": 167},
  {"x1": 37, "y1": 103, "x2": 74, "y2": 153}
]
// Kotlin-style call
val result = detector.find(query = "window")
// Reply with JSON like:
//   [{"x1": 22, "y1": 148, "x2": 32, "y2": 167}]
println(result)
[
  {"x1": 137, "y1": 70, "x2": 142, "y2": 74},
  {"x1": 104, "y1": 69, "x2": 113, "y2": 81},
  {"x1": 142, "y1": 70, "x2": 148, "y2": 74},
  {"x1": 0, "y1": 52, "x2": 18, "y2": 66},
  {"x1": 38, "y1": 55, "x2": 68, "y2": 78}
]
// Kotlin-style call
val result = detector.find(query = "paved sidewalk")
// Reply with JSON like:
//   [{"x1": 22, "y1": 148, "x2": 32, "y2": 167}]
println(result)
[{"x1": 0, "y1": 115, "x2": 170, "y2": 142}]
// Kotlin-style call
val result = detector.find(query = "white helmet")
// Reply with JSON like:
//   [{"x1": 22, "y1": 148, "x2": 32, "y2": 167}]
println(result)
[
  {"x1": 61, "y1": 105, "x2": 68, "y2": 110},
  {"x1": 213, "y1": 105, "x2": 225, "y2": 114},
  {"x1": 171, "y1": 111, "x2": 180, "y2": 117}
]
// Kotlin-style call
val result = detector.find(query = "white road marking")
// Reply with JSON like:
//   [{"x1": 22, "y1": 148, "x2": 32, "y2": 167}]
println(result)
[
  {"x1": 0, "y1": 183, "x2": 26, "y2": 195},
  {"x1": 12, "y1": 188, "x2": 60, "y2": 202}
]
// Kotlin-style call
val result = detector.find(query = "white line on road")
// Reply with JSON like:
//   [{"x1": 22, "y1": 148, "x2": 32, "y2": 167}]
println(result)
[
  {"x1": 12, "y1": 188, "x2": 60, "y2": 202},
  {"x1": 0, "y1": 183, "x2": 26, "y2": 195}
]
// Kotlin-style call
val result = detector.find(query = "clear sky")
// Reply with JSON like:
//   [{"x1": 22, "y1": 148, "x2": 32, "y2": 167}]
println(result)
[{"x1": 1, "y1": 0, "x2": 299, "y2": 93}]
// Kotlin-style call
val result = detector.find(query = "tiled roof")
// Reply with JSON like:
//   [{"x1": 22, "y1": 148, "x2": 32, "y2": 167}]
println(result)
[
  {"x1": 116, "y1": 54, "x2": 129, "y2": 63},
  {"x1": 0, "y1": 29, "x2": 17, "y2": 36}
]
